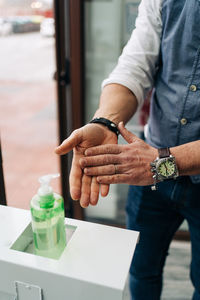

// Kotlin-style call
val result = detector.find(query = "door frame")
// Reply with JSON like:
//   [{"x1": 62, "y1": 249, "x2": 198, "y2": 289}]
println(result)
[
  {"x1": 0, "y1": 142, "x2": 7, "y2": 205},
  {"x1": 54, "y1": 0, "x2": 84, "y2": 219}
]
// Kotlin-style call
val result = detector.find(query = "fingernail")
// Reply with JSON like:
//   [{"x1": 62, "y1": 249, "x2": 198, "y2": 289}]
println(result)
[
  {"x1": 54, "y1": 147, "x2": 60, "y2": 153},
  {"x1": 79, "y1": 158, "x2": 85, "y2": 167},
  {"x1": 85, "y1": 149, "x2": 91, "y2": 156},
  {"x1": 70, "y1": 187, "x2": 81, "y2": 200},
  {"x1": 97, "y1": 177, "x2": 101, "y2": 183},
  {"x1": 90, "y1": 195, "x2": 98, "y2": 206},
  {"x1": 118, "y1": 121, "x2": 123, "y2": 128},
  {"x1": 80, "y1": 197, "x2": 89, "y2": 208}
]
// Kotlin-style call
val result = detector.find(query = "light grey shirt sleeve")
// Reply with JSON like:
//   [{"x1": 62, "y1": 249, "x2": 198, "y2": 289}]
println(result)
[{"x1": 102, "y1": 0, "x2": 163, "y2": 108}]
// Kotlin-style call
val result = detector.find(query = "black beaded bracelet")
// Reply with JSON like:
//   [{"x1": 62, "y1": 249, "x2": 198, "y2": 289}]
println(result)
[{"x1": 89, "y1": 117, "x2": 119, "y2": 137}]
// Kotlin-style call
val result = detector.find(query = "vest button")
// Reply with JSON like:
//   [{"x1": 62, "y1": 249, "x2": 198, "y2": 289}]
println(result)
[
  {"x1": 190, "y1": 84, "x2": 197, "y2": 92},
  {"x1": 180, "y1": 118, "x2": 187, "y2": 125}
]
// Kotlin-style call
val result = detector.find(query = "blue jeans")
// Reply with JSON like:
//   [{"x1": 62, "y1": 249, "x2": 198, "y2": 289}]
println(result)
[{"x1": 126, "y1": 176, "x2": 200, "y2": 300}]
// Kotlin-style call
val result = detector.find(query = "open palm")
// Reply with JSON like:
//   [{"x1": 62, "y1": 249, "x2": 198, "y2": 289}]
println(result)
[{"x1": 55, "y1": 123, "x2": 118, "y2": 207}]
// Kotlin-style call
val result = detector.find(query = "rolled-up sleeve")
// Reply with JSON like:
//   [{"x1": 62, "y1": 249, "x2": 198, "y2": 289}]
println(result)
[{"x1": 102, "y1": 0, "x2": 163, "y2": 108}]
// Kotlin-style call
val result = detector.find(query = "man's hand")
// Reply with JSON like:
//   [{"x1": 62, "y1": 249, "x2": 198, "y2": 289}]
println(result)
[
  {"x1": 55, "y1": 123, "x2": 118, "y2": 207},
  {"x1": 80, "y1": 122, "x2": 157, "y2": 186}
]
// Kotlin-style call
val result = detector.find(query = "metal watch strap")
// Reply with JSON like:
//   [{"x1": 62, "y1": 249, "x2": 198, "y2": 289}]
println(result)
[
  {"x1": 158, "y1": 147, "x2": 170, "y2": 158},
  {"x1": 89, "y1": 117, "x2": 119, "y2": 137}
]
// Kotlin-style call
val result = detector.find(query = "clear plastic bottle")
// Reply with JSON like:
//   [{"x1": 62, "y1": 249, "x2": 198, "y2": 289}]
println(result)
[{"x1": 30, "y1": 174, "x2": 66, "y2": 259}]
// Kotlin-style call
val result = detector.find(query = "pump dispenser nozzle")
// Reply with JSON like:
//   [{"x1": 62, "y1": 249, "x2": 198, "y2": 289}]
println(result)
[
  {"x1": 38, "y1": 173, "x2": 60, "y2": 196},
  {"x1": 37, "y1": 173, "x2": 60, "y2": 208}
]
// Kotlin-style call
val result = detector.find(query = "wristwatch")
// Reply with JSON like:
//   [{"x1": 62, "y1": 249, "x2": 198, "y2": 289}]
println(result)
[{"x1": 150, "y1": 148, "x2": 179, "y2": 190}]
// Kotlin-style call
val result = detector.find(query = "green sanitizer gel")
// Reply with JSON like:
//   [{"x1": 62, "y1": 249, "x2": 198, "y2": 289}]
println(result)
[{"x1": 30, "y1": 173, "x2": 66, "y2": 259}]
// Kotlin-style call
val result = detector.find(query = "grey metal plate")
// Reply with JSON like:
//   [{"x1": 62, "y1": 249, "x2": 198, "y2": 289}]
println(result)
[{"x1": 15, "y1": 281, "x2": 42, "y2": 300}]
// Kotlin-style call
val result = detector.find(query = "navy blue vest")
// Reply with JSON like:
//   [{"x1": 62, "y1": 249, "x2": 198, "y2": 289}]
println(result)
[{"x1": 146, "y1": 0, "x2": 200, "y2": 183}]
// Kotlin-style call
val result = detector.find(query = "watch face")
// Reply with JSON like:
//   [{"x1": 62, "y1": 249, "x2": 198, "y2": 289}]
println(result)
[{"x1": 158, "y1": 159, "x2": 175, "y2": 178}]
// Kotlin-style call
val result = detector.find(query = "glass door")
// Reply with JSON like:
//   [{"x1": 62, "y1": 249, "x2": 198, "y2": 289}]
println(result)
[{"x1": 84, "y1": 0, "x2": 141, "y2": 226}]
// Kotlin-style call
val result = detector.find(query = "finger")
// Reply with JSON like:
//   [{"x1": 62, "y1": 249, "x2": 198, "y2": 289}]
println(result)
[
  {"x1": 85, "y1": 144, "x2": 122, "y2": 156},
  {"x1": 80, "y1": 174, "x2": 91, "y2": 208},
  {"x1": 84, "y1": 163, "x2": 129, "y2": 176},
  {"x1": 118, "y1": 122, "x2": 138, "y2": 144},
  {"x1": 97, "y1": 174, "x2": 129, "y2": 184},
  {"x1": 69, "y1": 154, "x2": 82, "y2": 200},
  {"x1": 90, "y1": 177, "x2": 99, "y2": 206},
  {"x1": 80, "y1": 154, "x2": 120, "y2": 168},
  {"x1": 55, "y1": 129, "x2": 82, "y2": 155},
  {"x1": 100, "y1": 184, "x2": 110, "y2": 197},
  {"x1": 84, "y1": 164, "x2": 116, "y2": 176}
]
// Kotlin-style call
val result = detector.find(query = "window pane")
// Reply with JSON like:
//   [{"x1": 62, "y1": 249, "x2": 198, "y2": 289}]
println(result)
[{"x1": 0, "y1": 0, "x2": 60, "y2": 209}]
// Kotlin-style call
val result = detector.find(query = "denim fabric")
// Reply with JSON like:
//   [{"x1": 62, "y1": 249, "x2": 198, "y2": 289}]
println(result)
[
  {"x1": 146, "y1": 0, "x2": 200, "y2": 183},
  {"x1": 126, "y1": 178, "x2": 200, "y2": 300}
]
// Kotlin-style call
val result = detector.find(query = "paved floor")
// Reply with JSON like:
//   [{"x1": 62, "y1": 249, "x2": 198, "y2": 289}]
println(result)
[
  {"x1": 123, "y1": 241, "x2": 193, "y2": 300},
  {"x1": 162, "y1": 241, "x2": 193, "y2": 300}
]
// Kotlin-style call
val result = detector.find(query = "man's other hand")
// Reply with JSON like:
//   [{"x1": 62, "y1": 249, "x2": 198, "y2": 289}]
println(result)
[{"x1": 80, "y1": 122, "x2": 157, "y2": 186}]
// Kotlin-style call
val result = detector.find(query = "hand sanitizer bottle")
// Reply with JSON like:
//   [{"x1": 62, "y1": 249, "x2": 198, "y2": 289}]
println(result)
[{"x1": 30, "y1": 174, "x2": 66, "y2": 259}]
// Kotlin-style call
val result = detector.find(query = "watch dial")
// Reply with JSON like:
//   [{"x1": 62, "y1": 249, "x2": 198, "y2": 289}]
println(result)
[{"x1": 158, "y1": 160, "x2": 175, "y2": 177}]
